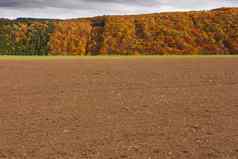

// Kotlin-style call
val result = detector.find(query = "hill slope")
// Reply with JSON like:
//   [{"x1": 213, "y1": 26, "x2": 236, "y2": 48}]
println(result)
[{"x1": 0, "y1": 8, "x2": 238, "y2": 55}]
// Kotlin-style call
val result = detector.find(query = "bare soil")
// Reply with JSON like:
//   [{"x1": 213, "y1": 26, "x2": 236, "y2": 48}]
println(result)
[{"x1": 0, "y1": 58, "x2": 238, "y2": 159}]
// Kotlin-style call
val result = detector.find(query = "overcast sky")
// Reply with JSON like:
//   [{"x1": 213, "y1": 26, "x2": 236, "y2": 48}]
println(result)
[{"x1": 0, "y1": 0, "x2": 237, "y2": 19}]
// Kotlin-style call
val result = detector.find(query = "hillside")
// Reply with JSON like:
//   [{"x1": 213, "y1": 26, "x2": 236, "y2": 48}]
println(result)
[{"x1": 0, "y1": 8, "x2": 238, "y2": 55}]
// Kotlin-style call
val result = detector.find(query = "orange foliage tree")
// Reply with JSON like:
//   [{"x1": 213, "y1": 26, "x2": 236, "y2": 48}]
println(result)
[{"x1": 48, "y1": 20, "x2": 92, "y2": 55}]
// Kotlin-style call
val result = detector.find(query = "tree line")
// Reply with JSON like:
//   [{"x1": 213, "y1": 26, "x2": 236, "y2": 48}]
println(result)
[{"x1": 0, "y1": 7, "x2": 237, "y2": 55}]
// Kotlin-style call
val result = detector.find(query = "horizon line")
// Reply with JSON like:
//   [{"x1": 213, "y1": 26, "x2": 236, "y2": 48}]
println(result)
[{"x1": 1, "y1": 7, "x2": 237, "y2": 20}]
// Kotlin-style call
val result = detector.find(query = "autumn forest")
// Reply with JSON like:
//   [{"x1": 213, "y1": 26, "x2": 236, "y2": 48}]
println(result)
[{"x1": 0, "y1": 7, "x2": 237, "y2": 55}]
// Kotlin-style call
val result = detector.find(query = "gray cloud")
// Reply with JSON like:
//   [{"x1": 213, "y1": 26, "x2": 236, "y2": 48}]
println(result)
[
  {"x1": 0, "y1": 0, "x2": 144, "y2": 8},
  {"x1": 0, "y1": 0, "x2": 237, "y2": 19}
]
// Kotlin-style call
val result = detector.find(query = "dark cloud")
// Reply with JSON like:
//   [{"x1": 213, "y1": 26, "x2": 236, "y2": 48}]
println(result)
[
  {"x1": 0, "y1": 0, "x2": 21, "y2": 7},
  {"x1": 0, "y1": 0, "x2": 236, "y2": 9},
  {"x1": 0, "y1": 0, "x2": 237, "y2": 19},
  {"x1": 0, "y1": 0, "x2": 157, "y2": 8}
]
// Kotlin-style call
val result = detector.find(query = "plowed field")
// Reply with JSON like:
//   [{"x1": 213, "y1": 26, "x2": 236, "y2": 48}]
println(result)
[{"x1": 0, "y1": 57, "x2": 238, "y2": 159}]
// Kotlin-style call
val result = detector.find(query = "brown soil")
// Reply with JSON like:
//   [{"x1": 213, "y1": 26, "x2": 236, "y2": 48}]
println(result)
[{"x1": 0, "y1": 58, "x2": 238, "y2": 159}]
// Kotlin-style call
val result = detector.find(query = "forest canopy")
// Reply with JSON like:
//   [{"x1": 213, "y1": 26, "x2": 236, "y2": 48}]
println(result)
[{"x1": 0, "y1": 8, "x2": 237, "y2": 55}]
